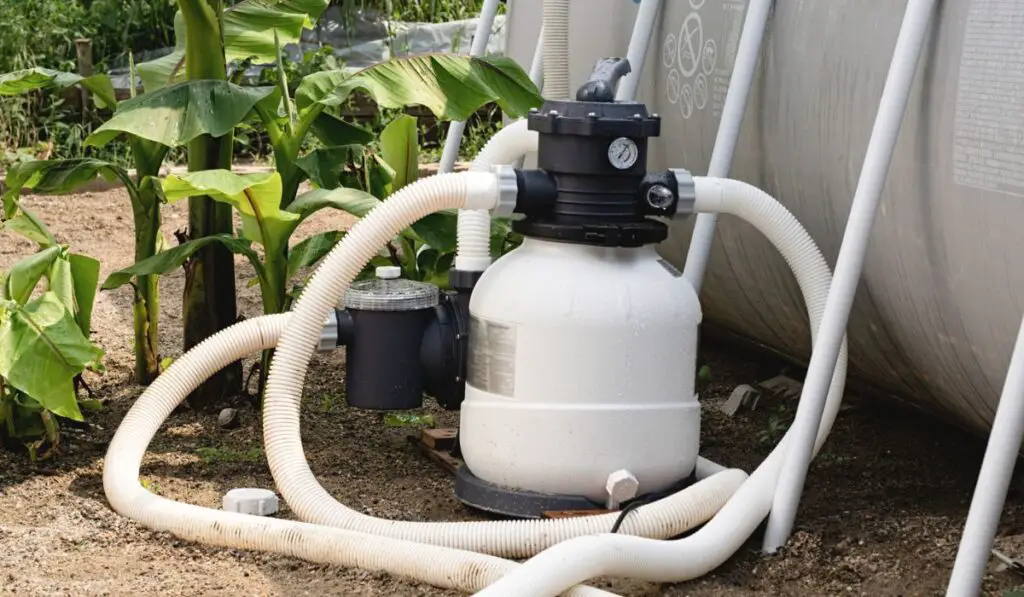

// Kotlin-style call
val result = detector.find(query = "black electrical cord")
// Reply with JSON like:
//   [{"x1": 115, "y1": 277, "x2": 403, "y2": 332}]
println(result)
[{"x1": 610, "y1": 496, "x2": 655, "y2": 533}]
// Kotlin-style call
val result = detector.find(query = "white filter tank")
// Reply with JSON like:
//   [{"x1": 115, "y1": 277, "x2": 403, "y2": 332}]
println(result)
[{"x1": 460, "y1": 238, "x2": 703, "y2": 501}]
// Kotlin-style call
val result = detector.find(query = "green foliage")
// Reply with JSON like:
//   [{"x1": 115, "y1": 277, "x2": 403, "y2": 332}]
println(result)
[
  {"x1": 138, "y1": 0, "x2": 331, "y2": 91},
  {"x1": 195, "y1": 445, "x2": 263, "y2": 464},
  {"x1": 295, "y1": 55, "x2": 541, "y2": 120},
  {"x1": 86, "y1": 81, "x2": 277, "y2": 148},
  {"x1": 0, "y1": 0, "x2": 176, "y2": 166},
  {"x1": 103, "y1": 234, "x2": 263, "y2": 293},
  {"x1": 104, "y1": 170, "x2": 375, "y2": 314},
  {"x1": 758, "y1": 404, "x2": 793, "y2": 447},
  {"x1": 0, "y1": 156, "x2": 167, "y2": 385},
  {"x1": 0, "y1": 207, "x2": 103, "y2": 459},
  {"x1": 333, "y1": 0, "x2": 503, "y2": 23},
  {"x1": 351, "y1": 115, "x2": 523, "y2": 286}
]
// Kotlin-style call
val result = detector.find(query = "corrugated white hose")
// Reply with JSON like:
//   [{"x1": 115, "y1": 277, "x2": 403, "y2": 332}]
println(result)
[
  {"x1": 455, "y1": 119, "x2": 538, "y2": 273},
  {"x1": 103, "y1": 314, "x2": 615, "y2": 596},
  {"x1": 474, "y1": 177, "x2": 849, "y2": 597},
  {"x1": 261, "y1": 169, "x2": 748, "y2": 557},
  {"x1": 543, "y1": 0, "x2": 570, "y2": 99}
]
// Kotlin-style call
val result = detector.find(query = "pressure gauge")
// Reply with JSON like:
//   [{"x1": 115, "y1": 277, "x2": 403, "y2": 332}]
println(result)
[{"x1": 607, "y1": 137, "x2": 639, "y2": 170}]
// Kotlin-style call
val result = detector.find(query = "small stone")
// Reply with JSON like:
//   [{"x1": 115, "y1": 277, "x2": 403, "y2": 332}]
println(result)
[{"x1": 218, "y1": 408, "x2": 240, "y2": 429}]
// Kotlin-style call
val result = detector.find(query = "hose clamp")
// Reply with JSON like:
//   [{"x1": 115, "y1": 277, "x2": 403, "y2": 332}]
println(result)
[
  {"x1": 494, "y1": 165, "x2": 519, "y2": 218},
  {"x1": 670, "y1": 168, "x2": 696, "y2": 219}
]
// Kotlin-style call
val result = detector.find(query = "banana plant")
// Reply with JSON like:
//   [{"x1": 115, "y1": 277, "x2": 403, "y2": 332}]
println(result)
[
  {"x1": 158, "y1": 0, "x2": 331, "y2": 408},
  {"x1": 102, "y1": 169, "x2": 379, "y2": 394},
  {"x1": 0, "y1": 78, "x2": 277, "y2": 386},
  {"x1": 0, "y1": 68, "x2": 169, "y2": 385},
  {"x1": 0, "y1": 209, "x2": 103, "y2": 460},
  {"x1": 0, "y1": 0, "x2": 331, "y2": 395}
]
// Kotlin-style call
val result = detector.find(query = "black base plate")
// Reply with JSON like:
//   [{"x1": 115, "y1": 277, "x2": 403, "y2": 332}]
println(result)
[{"x1": 454, "y1": 465, "x2": 604, "y2": 519}]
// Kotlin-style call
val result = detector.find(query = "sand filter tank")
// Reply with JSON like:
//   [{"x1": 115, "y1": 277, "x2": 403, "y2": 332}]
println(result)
[{"x1": 505, "y1": 0, "x2": 1024, "y2": 435}]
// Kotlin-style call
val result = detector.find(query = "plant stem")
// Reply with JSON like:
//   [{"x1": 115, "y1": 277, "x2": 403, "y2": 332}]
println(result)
[
  {"x1": 129, "y1": 151, "x2": 165, "y2": 385},
  {"x1": 256, "y1": 249, "x2": 288, "y2": 397},
  {"x1": 179, "y1": 0, "x2": 242, "y2": 409}
]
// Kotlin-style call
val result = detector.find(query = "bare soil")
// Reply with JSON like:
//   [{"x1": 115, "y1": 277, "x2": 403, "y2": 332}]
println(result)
[{"x1": 2, "y1": 188, "x2": 1024, "y2": 596}]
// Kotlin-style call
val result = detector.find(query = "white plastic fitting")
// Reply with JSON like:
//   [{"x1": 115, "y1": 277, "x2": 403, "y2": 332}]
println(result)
[
  {"x1": 605, "y1": 470, "x2": 640, "y2": 510},
  {"x1": 454, "y1": 119, "x2": 540, "y2": 273},
  {"x1": 223, "y1": 488, "x2": 279, "y2": 516},
  {"x1": 375, "y1": 265, "x2": 402, "y2": 279}
]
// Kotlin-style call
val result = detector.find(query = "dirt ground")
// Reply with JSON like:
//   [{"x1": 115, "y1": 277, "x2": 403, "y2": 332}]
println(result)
[{"x1": 3, "y1": 188, "x2": 1024, "y2": 596}]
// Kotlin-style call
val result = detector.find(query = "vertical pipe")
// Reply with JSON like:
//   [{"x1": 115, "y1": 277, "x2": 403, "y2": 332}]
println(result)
[
  {"x1": 514, "y1": 24, "x2": 545, "y2": 171},
  {"x1": 542, "y1": 0, "x2": 571, "y2": 99},
  {"x1": 529, "y1": 24, "x2": 546, "y2": 89},
  {"x1": 438, "y1": 0, "x2": 503, "y2": 173},
  {"x1": 762, "y1": 0, "x2": 938, "y2": 553},
  {"x1": 946, "y1": 317, "x2": 1024, "y2": 596},
  {"x1": 615, "y1": 0, "x2": 662, "y2": 102},
  {"x1": 681, "y1": 0, "x2": 774, "y2": 292}
]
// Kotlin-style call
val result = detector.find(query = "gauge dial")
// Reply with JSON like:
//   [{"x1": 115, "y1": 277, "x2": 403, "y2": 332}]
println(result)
[{"x1": 608, "y1": 137, "x2": 639, "y2": 170}]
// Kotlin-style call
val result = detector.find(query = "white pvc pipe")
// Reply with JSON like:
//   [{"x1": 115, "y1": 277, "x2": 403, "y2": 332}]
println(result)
[
  {"x1": 529, "y1": 24, "x2": 546, "y2": 89},
  {"x1": 615, "y1": 0, "x2": 662, "y2": 102},
  {"x1": 947, "y1": 317, "x2": 1024, "y2": 596},
  {"x1": 455, "y1": 119, "x2": 538, "y2": 272},
  {"x1": 542, "y1": 0, "x2": 570, "y2": 99},
  {"x1": 438, "y1": 0, "x2": 503, "y2": 174},
  {"x1": 681, "y1": 0, "x2": 774, "y2": 292},
  {"x1": 474, "y1": 176, "x2": 849, "y2": 597},
  {"x1": 762, "y1": 0, "x2": 938, "y2": 553}
]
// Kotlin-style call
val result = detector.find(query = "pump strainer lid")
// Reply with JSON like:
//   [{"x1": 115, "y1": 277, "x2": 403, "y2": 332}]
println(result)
[{"x1": 344, "y1": 276, "x2": 439, "y2": 312}]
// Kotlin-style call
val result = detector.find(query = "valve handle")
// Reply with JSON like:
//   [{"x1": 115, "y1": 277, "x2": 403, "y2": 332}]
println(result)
[{"x1": 575, "y1": 57, "x2": 632, "y2": 103}]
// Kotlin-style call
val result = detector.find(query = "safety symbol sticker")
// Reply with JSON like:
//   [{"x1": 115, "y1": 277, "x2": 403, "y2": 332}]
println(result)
[{"x1": 664, "y1": 0, "x2": 746, "y2": 120}]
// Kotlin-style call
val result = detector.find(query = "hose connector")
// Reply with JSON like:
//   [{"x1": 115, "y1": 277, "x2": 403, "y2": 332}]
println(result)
[
  {"x1": 670, "y1": 168, "x2": 696, "y2": 218},
  {"x1": 494, "y1": 165, "x2": 520, "y2": 218}
]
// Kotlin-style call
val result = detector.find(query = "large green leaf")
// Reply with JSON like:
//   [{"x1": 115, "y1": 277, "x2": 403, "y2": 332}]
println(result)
[
  {"x1": 0, "y1": 67, "x2": 117, "y2": 109},
  {"x1": 295, "y1": 145, "x2": 363, "y2": 189},
  {"x1": 288, "y1": 187, "x2": 380, "y2": 222},
  {"x1": 1, "y1": 207, "x2": 57, "y2": 248},
  {"x1": 69, "y1": 254, "x2": 100, "y2": 336},
  {"x1": 102, "y1": 235, "x2": 264, "y2": 291},
  {"x1": 296, "y1": 55, "x2": 543, "y2": 120},
  {"x1": 86, "y1": 81, "x2": 276, "y2": 149},
  {"x1": 366, "y1": 153, "x2": 396, "y2": 199},
  {"x1": 5, "y1": 159, "x2": 123, "y2": 196},
  {"x1": 287, "y1": 230, "x2": 343, "y2": 280},
  {"x1": 380, "y1": 114, "x2": 419, "y2": 193},
  {"x1": 0, "y1": 292, "x2": 103, "y2": 422},
  {"x1": 3, "y1": 159, "x2": 138, "y2": 211},
  {"x1": 138, "y1": 0, "x2": 329, "y2": 91},
  {"x1": 409, "y1": 212, "x2": 459, "y2": 254},
  {"x1": 308, "y1": 112, "x2": 374, "y2": 147},
  {"x1": 162, "y1": 170, "x2": 298, "y2": 247},
  {"x1": 4, "y1": 247, "x2": 62, "y2": 305}
]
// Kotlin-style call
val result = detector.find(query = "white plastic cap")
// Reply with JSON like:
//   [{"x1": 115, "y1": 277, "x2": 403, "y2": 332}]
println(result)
[
  {"x1": 222, "y1": 488, "x2": 279, "y2": 516},
  {"x1": 605, "y1": 469, "x2": 640, "y2": 509},
  {"x1": 375, "y1": 265, "x2": 402, "y2": 280}
]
